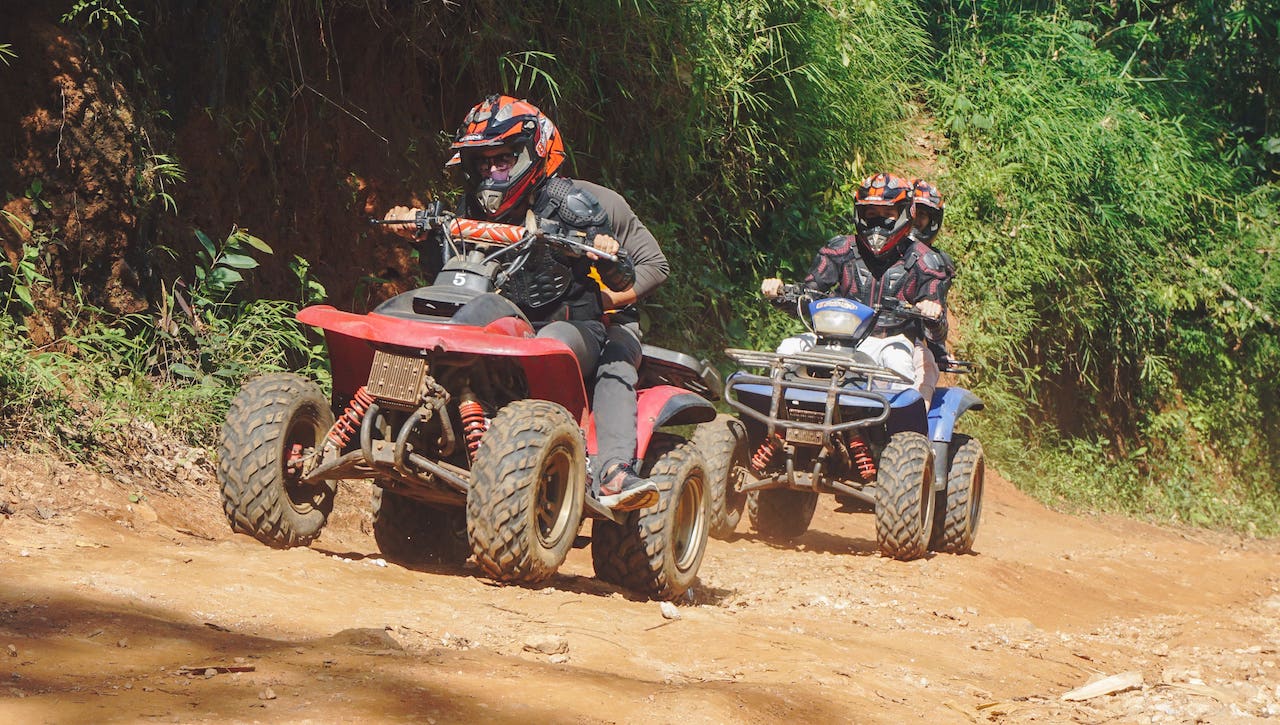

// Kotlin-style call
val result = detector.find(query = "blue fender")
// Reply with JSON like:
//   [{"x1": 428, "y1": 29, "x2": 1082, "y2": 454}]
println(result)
[
  {"x1": 886, "y1": 388, "x2": 928, "y2": 435},
  {"x1": 928, "y1": 387, "x2": 985, "y2": 443}
]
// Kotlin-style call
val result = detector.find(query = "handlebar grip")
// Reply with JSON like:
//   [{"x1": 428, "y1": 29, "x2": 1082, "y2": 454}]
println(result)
[
  {"x1": 369, "y1": 203, "x2": 450, "y2": 234},
  {"x1": 450, "y1": 218, "x2": 526, "y2": 245},
  {"x1": 878, "y1": 297, "x2": 941, "y2": 322},
  {"x1": 583, "y1": 240, "x2": 619, "y2": 264}
]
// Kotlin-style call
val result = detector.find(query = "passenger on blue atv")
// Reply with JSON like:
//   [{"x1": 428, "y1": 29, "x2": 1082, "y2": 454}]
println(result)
[
  {"x1": 906, "y1": 178, "x2": 957, "y2": 369},
  {"x1": 761, "y1": 172, "x2": 953, "y2": 405},
  {"x1": 383, "y1": 94, "x2": 670, "y2": 511}
]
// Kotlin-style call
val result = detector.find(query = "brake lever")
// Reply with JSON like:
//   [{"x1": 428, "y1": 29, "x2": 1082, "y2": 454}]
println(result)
[
  {"x1": 369, "y1": 201, "x2": 452, "y2": 234},
  {"x1": 939, "y1": 358, "x2": 976, "y2": 374},
  {"x1": 878, "y1": 298, "x2": 941, "y2": 322},
  {"x1": 538, "y1": 231, "x2": 619, "y2": 263}
]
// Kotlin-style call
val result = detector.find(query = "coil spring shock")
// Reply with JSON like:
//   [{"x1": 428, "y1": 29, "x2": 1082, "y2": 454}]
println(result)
[
  {"x1": 327, "y1": 386, "x2": 374, "y2": 449},
  {"x1": 847, "y1": 433, "x2": 877, "y2": 481},
  {"x1": 459, "y1": 398, "x2": 488, "y2": 460},
  {"x1": 751, "y1": 433, "x2": 784, "y2": 473}
]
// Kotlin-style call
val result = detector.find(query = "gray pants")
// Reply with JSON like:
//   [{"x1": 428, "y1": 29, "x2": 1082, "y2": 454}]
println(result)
[
  {"x1": 537, "y1": 320, "x2": 641, "y2": 483},
  {"x1": 592, "y1": 322, "x2": 643, "y2": 482},
  {"x1": 537, "y1": 320, "x2": 607, "y2": 378}
]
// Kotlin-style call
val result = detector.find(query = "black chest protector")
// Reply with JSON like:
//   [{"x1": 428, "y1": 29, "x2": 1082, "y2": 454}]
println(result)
[
  {"x1": 844, "y1": 246, "x2": 918, "y2": 335},
  {"x1": 498, "y1": 178, "x2": 611, "y2": 322}
]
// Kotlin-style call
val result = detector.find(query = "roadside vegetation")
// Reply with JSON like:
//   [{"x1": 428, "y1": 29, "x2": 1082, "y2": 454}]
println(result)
[{"x1": 1, "y1": 0, "x2": 1276, "y2": 532}]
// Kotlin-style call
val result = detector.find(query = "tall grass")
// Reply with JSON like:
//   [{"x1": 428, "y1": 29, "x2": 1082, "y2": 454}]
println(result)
[{"x1": 927, "y1": 8, "x2": 1280, "y2": 533}]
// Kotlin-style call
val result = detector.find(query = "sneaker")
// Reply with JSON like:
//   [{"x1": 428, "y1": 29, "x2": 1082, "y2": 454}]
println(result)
[{"x1": 597, "y1": 463, "x2": 659, "y2": 511}]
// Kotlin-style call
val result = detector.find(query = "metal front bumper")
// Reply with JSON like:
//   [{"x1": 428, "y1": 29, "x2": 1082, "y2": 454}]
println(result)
[{"x1": 723, "y1": 347, "x2": 906, "y2": 436}]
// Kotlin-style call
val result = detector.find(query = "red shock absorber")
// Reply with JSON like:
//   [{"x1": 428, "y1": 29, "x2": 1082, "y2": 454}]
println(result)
[
  {"x1": 459, "y1": 397, "x2": 488, "y2": 460},
  {"x1": 327, "y1": 386, "x2": 374, "y2": 450},
  {"x1": 751, "y1": 433, "x2": 784, "y2": 473},
  {"x1": 847, "y1": 433, "x2": 877, "y2": 481}
]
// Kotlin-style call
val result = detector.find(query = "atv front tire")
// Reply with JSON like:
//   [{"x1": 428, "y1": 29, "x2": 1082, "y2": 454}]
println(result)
[
  {"x1": 693, "y1": 415, "x2": 749, "y2": 539},
  {"x1": 372, "y1": 487, "x2": 470, "y2": 566},
  {"x1": 218, "y1": 373, "x2": 337, "y2": 548},
  {"x1": 928, "y1": 435, "x2": 984, "y2": 554},
  {"x1": 467, "y1": 399, "x2": 585, "y2": 584},
  {"x1": 592, "y1": 439, "x2": 709, "y2": 601},
  {"x1": 748, "y1": 488, "x2": 819, "y2": 540},
  {"x1": 874, "y1": 431, "x2": 935, "y2": 560}
]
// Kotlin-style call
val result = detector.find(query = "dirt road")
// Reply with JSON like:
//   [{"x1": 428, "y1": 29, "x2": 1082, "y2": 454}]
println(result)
[{"x1": 1, "y1": 450, "x2": 1277, "y2": 723}]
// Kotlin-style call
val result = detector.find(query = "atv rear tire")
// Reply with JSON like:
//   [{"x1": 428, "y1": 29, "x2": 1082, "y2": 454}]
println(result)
[
  {"x1": 467, "y1": 399, "x2": 585, "y2": 584},
  {"x1": 928, "y1": 435, "x2": 984, "y2": 554},
  {"x1": 218, "y1": 373, "x2": 337, "y2": 548},
  {"x1": 372, "y1": 488, "x2": 469, "y2": 566},
  {"x1": 693, "y1": 415, "x2": 749, "y2": 539},
  {"x1": 591, "y1": 440, "x2": 709, "y2": 601},
  {"x1": 748, "y1": 489, "x2": 819, "y2": 540},
  {"x1": 874, "y1": 431, "x2": 935, "y2": 560}
]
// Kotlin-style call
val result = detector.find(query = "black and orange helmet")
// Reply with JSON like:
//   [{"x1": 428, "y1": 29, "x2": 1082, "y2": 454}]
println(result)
[
  {"x1": 447, "y1": 94, "x2": 566, "y2": 220},
  {"x1": 854, "y1": 172, "x2": 913, "y2": 257},
  {"x1": 908, "y1": 179, "x2": 945, "y2": 245}
]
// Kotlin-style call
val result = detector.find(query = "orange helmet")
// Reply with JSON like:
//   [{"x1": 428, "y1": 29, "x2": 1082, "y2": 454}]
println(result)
[
  {"x1": 909, "y1": 179, "x2": 945, "y2": 245},
  {"x1": 854, "y1": 172, "x2": 913, "y2": 257},
  {"x1": 447, "y1": 94, "x2": 566, "y2": 220}
]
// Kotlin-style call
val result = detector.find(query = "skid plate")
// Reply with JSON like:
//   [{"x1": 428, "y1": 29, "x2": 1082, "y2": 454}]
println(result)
[{"x1": 367, "y1": 350, "x2": 428, "y2": 407}]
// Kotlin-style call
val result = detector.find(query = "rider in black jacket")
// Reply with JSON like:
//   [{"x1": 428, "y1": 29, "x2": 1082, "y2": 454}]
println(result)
[
  {"x1": 762, "y1": 172, "x2": 952, "y2": 404},
  {"x1": 383, "y1": 95, "x2": 669, "y2": 511}
]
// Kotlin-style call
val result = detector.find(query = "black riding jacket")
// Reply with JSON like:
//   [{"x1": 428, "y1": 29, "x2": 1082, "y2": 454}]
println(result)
[
  {"x1": 446, "y1": 178, "x2": 666, "y2": 325},
  {"x1": 798, "y1": 236, "x2": 953, "y2": 342}
]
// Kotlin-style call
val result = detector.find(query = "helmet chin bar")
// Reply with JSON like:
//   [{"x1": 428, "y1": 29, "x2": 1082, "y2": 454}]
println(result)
[
  {"x1": 864, "y1": 231, "x2": 892, "y2": 255},
  {"x1": 857, "y1": 204, "x2": 911, "y2": 256},
  {"x1": 477, "y1": 189, "x2": 504, "y2": 215}
]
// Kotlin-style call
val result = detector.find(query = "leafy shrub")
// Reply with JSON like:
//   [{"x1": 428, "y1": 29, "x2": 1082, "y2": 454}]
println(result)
[
  {"x1": 928, "y1": 8, "x2": 1280, "y2": 532},
  {"x1": 0, "y1": 225, "x2": 328, "y2": 452}
]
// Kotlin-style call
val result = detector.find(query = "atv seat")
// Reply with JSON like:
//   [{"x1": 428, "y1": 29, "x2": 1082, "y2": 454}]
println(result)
[{"x1": 639, "y1": 345, "x2": 722, "y2": 400}]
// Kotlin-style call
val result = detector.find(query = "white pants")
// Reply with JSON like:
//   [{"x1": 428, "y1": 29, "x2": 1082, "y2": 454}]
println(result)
[{"x1": 777, "y1": 332, "x2": 938, "y2": 407}]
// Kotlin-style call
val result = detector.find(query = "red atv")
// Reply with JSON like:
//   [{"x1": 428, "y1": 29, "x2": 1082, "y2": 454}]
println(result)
[{"x1": 216, "y1": 211, "x2": 719, "y2": 600}]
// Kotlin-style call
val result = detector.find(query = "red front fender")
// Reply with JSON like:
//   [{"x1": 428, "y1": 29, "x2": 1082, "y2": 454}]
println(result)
[
  {"x1": 584, "y1": 385, "x2": 717, "y2": 460},
  {"x1": 297, "y1": 306, "x2": 588, "y2": 420}
]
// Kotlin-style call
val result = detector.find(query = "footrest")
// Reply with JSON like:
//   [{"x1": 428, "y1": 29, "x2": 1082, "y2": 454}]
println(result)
[{"x1": 583, "y1": 496, "x2": 625, "y2": 525}]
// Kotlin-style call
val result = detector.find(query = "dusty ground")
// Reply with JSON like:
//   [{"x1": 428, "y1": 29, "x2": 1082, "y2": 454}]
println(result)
[{"x1": 1, "y1": 448, "x2": 1278, "y2": 724}]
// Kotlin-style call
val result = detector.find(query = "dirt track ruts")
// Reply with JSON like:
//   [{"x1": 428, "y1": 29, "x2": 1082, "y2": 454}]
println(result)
[{"x1": 1, "y1": 452, "x2": 1278, "y2": 723}]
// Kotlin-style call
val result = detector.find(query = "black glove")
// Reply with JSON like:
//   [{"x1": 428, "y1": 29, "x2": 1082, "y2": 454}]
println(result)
[{"x1": 595, "y1": 246, "x2": 636, "y2": 291}]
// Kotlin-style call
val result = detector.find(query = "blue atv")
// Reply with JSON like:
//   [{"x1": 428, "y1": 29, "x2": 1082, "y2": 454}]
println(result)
[{"x1": 697, "y1": 286, "x2": 985, "y2": 559}]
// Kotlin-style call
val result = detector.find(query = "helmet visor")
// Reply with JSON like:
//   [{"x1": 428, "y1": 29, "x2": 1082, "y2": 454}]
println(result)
[
  {"x1": 476, "y1": 151, "x2": 518, "y2": 181},
  {"x1": 467, "y1": 150, "x2": 519, "y2": 180}
]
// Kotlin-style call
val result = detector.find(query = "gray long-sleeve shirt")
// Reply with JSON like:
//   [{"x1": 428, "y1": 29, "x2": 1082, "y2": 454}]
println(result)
[{"x1": 574, "y1": 180, "x2": 669, "y2": 300}]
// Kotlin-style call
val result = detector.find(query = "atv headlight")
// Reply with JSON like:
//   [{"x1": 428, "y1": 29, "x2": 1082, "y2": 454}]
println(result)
[{"x1": 810, "y1": 298, "x2": 874, "y2": 341}]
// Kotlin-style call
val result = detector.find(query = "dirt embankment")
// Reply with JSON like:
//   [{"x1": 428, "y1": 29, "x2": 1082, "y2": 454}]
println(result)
[{"x1": 1, "y1": 446, "x2": 1278, "y2": 724}]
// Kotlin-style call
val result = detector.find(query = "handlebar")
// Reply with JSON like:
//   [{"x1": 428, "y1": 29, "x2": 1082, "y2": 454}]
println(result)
[
  {"x1": 765, "y1": 281, "x2": 975, "y2": 373},
  {"x1": 371, "y1": 209, "x2": 618, "y2": 263},
  {"x1": 767, "y1": 284, "x2": 938, "y2": 321},
  {"x1": 875, "y1": 296, "x2": 937, "y2": 322}
]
